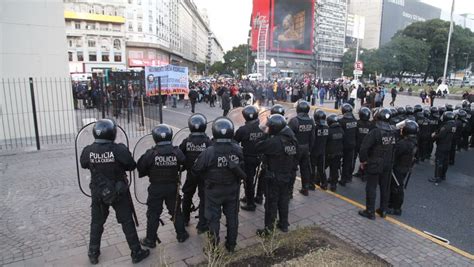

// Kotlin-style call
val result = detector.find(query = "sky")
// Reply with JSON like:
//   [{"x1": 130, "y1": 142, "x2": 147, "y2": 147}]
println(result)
[{"x1": 195, "y1": 0, "x2": 474, "y2": 52}]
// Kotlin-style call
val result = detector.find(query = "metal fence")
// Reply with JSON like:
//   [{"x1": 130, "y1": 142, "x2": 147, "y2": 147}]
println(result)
[{"x1": 0, "y1": 76, "x2": 165, "y2": 151}]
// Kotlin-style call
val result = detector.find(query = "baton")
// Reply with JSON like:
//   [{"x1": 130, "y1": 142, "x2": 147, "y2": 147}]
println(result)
[
  {"x1": 172, "y1": 171, "x2": 182, "y2": 223},
  {"x1": 127, "y1": 189, "x2": 139, "y2": 227},
  {"x1": 391, "y1": 171, "x2": 400, "y2": 187},
  {"x1": 404, "y1": 171, "x2": 412, "y2": 189}
]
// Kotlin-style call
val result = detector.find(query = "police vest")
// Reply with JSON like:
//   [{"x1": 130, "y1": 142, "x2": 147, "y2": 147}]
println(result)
[
  {"x1": 183, "y1": 133, "x2": 209, "y2": 169},
  {"x1": 240, "y1": 120, "x2": 265, "y2": 156},
  {"x1": 292, "y1": 115, "x2": 314, "y2": 146},
  {"x1": 148, "y1": 145, "x2": 180, "y2": 184},
  {"x1": 205, "y1": 143, "x2": 240, "y2": 185},
  {"x1": 394, "y1": 137, "x2": 417, "y2": 173},
  {"x1": 367, "y1": 127, "x2": 396, "y2": 174},
  {"x1": 266, "y1": 135, "x2": 297, "y2": 182}
]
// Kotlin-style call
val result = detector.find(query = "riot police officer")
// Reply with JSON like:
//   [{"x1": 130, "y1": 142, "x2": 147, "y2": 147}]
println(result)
[
  {"x1": 311, "y1": 109, "x2": 329, "y2": 190},
  {"x1": 256, "y1": 114, "x2": 298, "y2": 235},
  {"x1": 288, "y1": 101, "x2": 314, "y2": 196},
  {"x1": 450, "y1": 110, "x2": 462, "y2": 164},
  {"x1": 429, "y1": 111, "x2": 457, "y2": 184},
  {"x1": 415, "y1": 109, "x2": 430, "y2": 161},
  {"x1": 469, "y1": 103, "x2": 474, "y2": 147},
  {"x1": 396, "y1": 106, "x2": 407, "y2": 121},
  {"x1": 137, "y1": 125, "x2": 189, "y2": 247},
  {"x1": 235, "y1": 105, "x2": 266, "y2": 211},
  {"x1": 388, "y1": 120, "x2": 418, "y2": 216},
  {"x1": 326, "y1": 114, "x2": 344, "y2": 192},
  {"x1": 353, "y1": 107, "x2": 374, "y2": 179},
  {"x1": 80, "y1": 119, "x2": 149, "y2": 264},
  {"x1": 405, "y1": 105, "x2": 416, "y2": 121},
  {"x1": 457, "y1": 109, "x2": 470, "y2": 150},
  {"x1": 358, "y1": 108, "x2": 396, "y2": 220},
  {"x1": 192, "y1": 117, "x2": 244, "y2": 252},
  {"x1": 338, "y1": 103, "x2": 358, "y2": 185},
  {"x1": 179, "y1": 114, "x2": 212, "y2": 233},
  {"x1": 428, "y1": 106, "x2": 440, "y2": 157}
]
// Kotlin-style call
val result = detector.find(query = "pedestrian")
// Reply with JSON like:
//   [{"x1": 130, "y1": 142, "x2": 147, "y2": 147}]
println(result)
[
  {"x1": 179, "y1": 114, "x2": 212, "y2": 233},
  {"x1": 79, "y1": 119, "x2": 149, "y2": 264},
  {"x1": 288, "y1": 101, "x2": 315, "y2": 196},
  {"x1": 319, "y1": 86, "x2": 326, "y2": 106},
  {"x1": 256, "y1": 114, "x2": 298, "y2": 235},
  {"x1": 429, "y1": 111, "x2": 456, "y2": 184},
  {"x1": 358, "y1": 108, "x2": 396, "y2": 220},
  {"x1": 357, "y1": 84, "x2": 365, "y2": 107},
  {"x1": 221, "y1": 89, "x2": 231, "y2": 116},
  {"x1": 234, "y1": 106, "x2": 266, "y2": 211},
  {"x1": 429, "y1": 87, "x2": 436, "y2": 107},
  {"x1": 390, "y1": 87, "x2": 397, "y2": 106},
  {"x1": 388, "y1": 120, "x2": 418, "y2": 216},
  {"x1": 420, "y1": 90, "x2": 427, "y2": 104},
  {"x1": 338, "y1": 104, "x2": 358, "y2": 186},
  {"x1": 353, "y1": 107, "x2": 374, "y2": 180},
  {"x1": 192, "y1": 117, "x2": 245, "y2": 252},
  {"x1": 188, "y1": 88, "x2": 198, "y2": 113},
  {"x1": 310, "y1": 109, "x2": 329, "y2": 190},
  {"x1": 325, "y1": 114, "x2": 344, "y2": 192},
  {"x1": 137, "y1": 125, "x2": 189, "y2": 248}
]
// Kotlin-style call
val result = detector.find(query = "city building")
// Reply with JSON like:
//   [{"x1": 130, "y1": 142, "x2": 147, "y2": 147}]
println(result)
[
  {"x1": 348, "y1": 0, "x2": 441, "y2": 49},
  {"x1": 207, "y1": 32, "x2": 225, "y2": 66},
  {"x1": 64, "y1": 0, "x2": 127, "y2": 73},
  {"x1": 441, "y1": 12, "x2": 474, "y2": 32}
]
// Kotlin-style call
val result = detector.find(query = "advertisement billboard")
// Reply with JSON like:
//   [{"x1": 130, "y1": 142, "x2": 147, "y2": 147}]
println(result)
[
  {"x1": 145, "y1": 65, "x2": 189, "y2": 96},
  {"x1": 270, "y1": 0, "x2": 314, "y2": 54},
  {"x1": 250, "y1": 0, "x2": 271, "y2": 51}
]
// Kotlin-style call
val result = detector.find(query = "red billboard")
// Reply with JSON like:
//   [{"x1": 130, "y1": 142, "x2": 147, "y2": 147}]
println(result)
[{"x1": 251, "y1": 0, "x2": 314, "y2": 55}]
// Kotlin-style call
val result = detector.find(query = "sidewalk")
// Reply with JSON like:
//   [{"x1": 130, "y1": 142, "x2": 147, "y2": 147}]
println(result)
[{"x1": 1, "y1": 147, "x2": 472, "y2": 267}]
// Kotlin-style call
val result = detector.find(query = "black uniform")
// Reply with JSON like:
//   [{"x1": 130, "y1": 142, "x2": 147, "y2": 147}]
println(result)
[
  {"x1": 354, "y1": 120, "x2": 374, "y2": 178},
  {"x1": 433, "y1": 120, "x2": 456, "y2": 181},
  {"x1": 137, "y1": 144, "x2": 188, "y2": 243},
  {"x1": 288, "y1": 114, "x2": 315, "y2": 191},
  {"x1": 339, "y1": 114, "x2": 358, "y2": 184},
  {"x1": 311, "y1": 123, "x2": 329, "y2": 187},
  {"x1": 428, "y1": 115, "x2": 440, "y2": 157},
  {"x1": 470, "y1": 108, "x2": 474, "y2": 147},
  {"x1": 389, "y1": 135, "x2": 417, "y2": 212},
  {"x1": 192, "y1": 141, "x2": 243, "y2": 249},
  {"x1": 179, "y1": 133, "x2": 212, "y2": 231},
  {"x1": 234, "y1": 120, "x2": 266, "y2": 207},
  {"x1": 359, "y1": 121, "x2": 396, "y2": 214},
  {"x1": 80, "y1": 142, "x2": 140, "y2": 255},
  {"x1": 325, "y1": 123, "x2": 344, "y2": 190},
  {"x1": 415, "y1": 113, "x2": 431, "y2": 161},
  {"x1": 450, "y1": 119, "x2": 462, "y2": 164},
  {"x1": 458, "y1": 117, "x2": 470, "y2": 150},
  {"x1": 256, "y1": 127, "x2": 297, "y2": 231}
]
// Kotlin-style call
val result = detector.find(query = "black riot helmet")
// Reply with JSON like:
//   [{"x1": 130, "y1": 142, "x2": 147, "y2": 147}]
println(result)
[
  {"x1": 152, "y1": 124, "x2": 173, "y2": 144},
  {"x1": 445, "y1": 103, "x2": 454, "y2": 111},
  {"x1": 423, "y1": 108, "x2": 431, "y2": 118},
  {"x1": 341, "y1": 103, "x2": 353, "y2": 114},
  {"x1": 430, "y1": 106, "x2": 439, "y2": 118},
  {"x1": 455, "y1": 103, "x2": 462, "y2": 110},
  {"x1": 93, "y1": 119, "x2": 117, "y2": 143},
  {"x1": 242, "y1": 105, "x2": 259, "y2": 121},
  {"x1": 270, "y1": 104, "x2": 285, "y2": 116},
  {"x1": 389, "y1": 107, "x2": 398, "y2": 118},
  {"x1": 442, "y1": 111, "x2": 455, "y2": 122},
  {"x1": 457, "y1": 109, "x2": 467, "y2": 120},
  {"x1": 414, "y1": 104, "x2": 423, "y2": 113},
  {"x1": 212, "y1": 117, "x2": 234, "y2": 140},
  {"x1": 359, "y1": 107, "x2": 371, "y2": 121},
  {"x1": 438, "y1": 106, "x2": 446, "y2": 116},
  {"x1": 405, "y1": 105, "x2": 414, "y2": 115},
  {"x1": 397, "y1": 106, "x2": 406, "y2": 115},
  {"x1": 188, "y1": 113, "x2": 207, "y2": 132},
  {"x1": 402, "y1": 120, "x2": 419, "y2": 137},
  {"x1": 296, "y1": 100, "x2": 310, "y2": 114},
  {"x1": 461, "y1": 100, "x2": 469, "y2": 108},
  {"x1": 313, "y1": 109, "x2": 327, "y2": 125},
  {"x1": 326, "y1": 114, "x2": 339, "y2": 126},
  {"x1": 266, "y1": 114, "x2": 287, "y2": 135},
  {"x1": 376, "y1": 108, "x2": 391, "y2": 122}
]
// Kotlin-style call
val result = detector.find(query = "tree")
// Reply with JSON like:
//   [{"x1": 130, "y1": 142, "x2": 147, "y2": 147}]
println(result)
[
  {"x1": 342, "y1": 48, "x2": 382, "y2": 78},
  {"x1": 196, "y1": 62, "x2": 206, "y2": 75},
  {"x1": 209, "y1": 61, "x2": 225, "y2": 75},
  {"x1": 223, "y1": 44, "x2": 254, "y2": 77}
]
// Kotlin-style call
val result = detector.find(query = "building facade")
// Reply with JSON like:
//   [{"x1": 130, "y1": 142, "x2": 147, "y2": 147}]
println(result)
[
  {"x1": 64, "y1": 0, "x2": 127, "y2": 73},
  {"x1": 207, "y1": 32, "x2": 225, "y2": 66},
  {"x1": 348, "y1": 0, "x2": 441, "y2": 49}
]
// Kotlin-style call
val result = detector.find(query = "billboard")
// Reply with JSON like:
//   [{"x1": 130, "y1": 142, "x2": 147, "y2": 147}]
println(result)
[
  {"x1": 380, "y1": 0, "x2": 441, "y2": 46},
  {"x1": 270, "y1": 0, "x2": 314, "y2": 54},
  {"x1": 251, "y1": 0, "x2": 314, "y2": 55},
  {"x1": 145, "y1": 65, "x2": 189, "y2": 96}
]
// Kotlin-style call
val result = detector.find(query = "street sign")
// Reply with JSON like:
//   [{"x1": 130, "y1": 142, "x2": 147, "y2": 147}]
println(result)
[
  {"x1": 354, "y1": 61, "x2": 364, "y2": 71},
  {"x1": 353, "y1": 70, "x2": 363, "y2": 75}
]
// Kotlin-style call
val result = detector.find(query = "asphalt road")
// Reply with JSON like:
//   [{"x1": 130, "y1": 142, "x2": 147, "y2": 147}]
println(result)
[{"x1": 143, "y1": 94, "x2": 473, "y2": 254}]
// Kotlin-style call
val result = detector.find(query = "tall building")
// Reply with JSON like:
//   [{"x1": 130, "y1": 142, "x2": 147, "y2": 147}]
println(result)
[
  {"x1": 314, "y1": 0, "x2": 347, "y2": 79},
  {"x1": 441, "y1": 12, "x2": 474, "y2": 32},
  {"x1": 64, "y1": 0, "x2": 127, "y2": 73},
  {"x1": 207, "y1": 32, "x2": 225, "y2": 66},
  {"x1": 348, "y1": 0, "x2": 441, "y2": 49}
]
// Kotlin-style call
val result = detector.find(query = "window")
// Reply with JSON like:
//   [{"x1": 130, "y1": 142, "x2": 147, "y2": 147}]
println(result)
[
  {"x1": 148, "y1": 24, "x2": 152, "y2": 32},
  {"x1": 89, "y1": 53, "x2": 97, "y2": 61},
  {"x1": 75, "y1": 22, "x2": 81, "y2": 29},
  {"x1": 68, "y1": 39, "x2": 73, "y2": 47},
  {"x1": 77, "y1": 51, "x2": 84, "y2": 61},
  {"x1": 128, "y1": 23, "x2": 133, "y2": 31},
  {"x1": 114, "y1": 53, "x2": 122, "y2": 62},
  {"x1": 128, "y1": 0, "x2": 132, "y2": 3},
  {"x1": 86, "y1": 23, "x2": 96, "y2": 30},
  {"x1": 68, "y1": 52, "x2": 73, "y2": 61},
  {"x1": 137, "y1": 22, "x2": 142, "y2": 32},
  {"x1": 113, "y1": 39, "x2": 121, "y2": 50},
  {"x1": 88, "y1": 39, "x2": 96, "y2": 47},
  {"x1": 137, "y1": 12, "x2": 143, "y2": 20},
  {"x1": 102, "y1": 54, "x2": 109, "y2": 62}
]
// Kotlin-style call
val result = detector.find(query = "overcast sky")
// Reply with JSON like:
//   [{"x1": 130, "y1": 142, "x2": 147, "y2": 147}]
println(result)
[{"x1": 196, "y1": 0, "x2": 474, "y2": 52}]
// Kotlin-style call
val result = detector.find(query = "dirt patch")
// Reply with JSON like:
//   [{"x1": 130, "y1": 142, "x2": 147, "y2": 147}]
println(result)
[{"x1": 197, "y1": 226, "x2": 389, "y2": 267}]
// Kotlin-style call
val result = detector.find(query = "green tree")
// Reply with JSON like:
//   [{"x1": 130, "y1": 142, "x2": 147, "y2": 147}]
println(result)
[
  {"x1": 209, "y1": 61, "x2": 225, "y2": 75},
  {"x1": 342, "y1": 48, "x2": 382, "y2": 78},
  {"x1": 223, "y1": 44, "x2": 254, "y2": 77}
]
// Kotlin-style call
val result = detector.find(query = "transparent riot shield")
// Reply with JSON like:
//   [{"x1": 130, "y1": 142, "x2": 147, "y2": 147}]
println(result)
[
  {"x1": 75, "y1": 122, "x2": 129, "y2": 197},
  {"x1": 205, "y1": 121, "x2": 213, "y2": 138},
  {"x1": 258, "y1": 108, "x2": 271, "y2": 128},
  {"x1": 131, "y1": 133, "x2": 155, "y2": 205},
  {"x1": 227, "y1": 107, "x2": 245, "y2": 130}
]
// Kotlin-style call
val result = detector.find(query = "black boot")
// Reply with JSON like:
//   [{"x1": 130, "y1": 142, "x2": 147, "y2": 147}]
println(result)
[
  {"x1": 131, "y1": 248, "x2": 150, "y2": 264},
  {"x1": 140, "y1": 238, "x2": 156, "y2": 248},
  {"x1": 241, "y1": 204, "x2": 256, "y2": 211},
  {"x1": 225, "y1": 243, "x2": 235, "y2": 253},
  {"x1": 320, "y1": 184, "x2": 328, "y2": 190},
  {"x1": 428, "y1": 177, "x2": 441, "y2": 184},
  {"x1": 177, "y1": 231, "x2": 189, "y2": 243},
  {"x1": 387, "y1": 208, "x2": 402, "y2": 216},
  {"x1": 375, "y1": 208, "x2": 386, "y2": 218},
  {"x1": 308, "y1": 183, "x2": 316, "y2": 191},
  {"x1": 88, "y1": 251, "x2": 100, "y2": 265},
  {"x1": 254, "y1": 196, "x2": 263, "y2": 205},
  {"x1": 256, "y1": 228, "x2": 274, "y2": 237},
  {"x1": 197, "y1": 226, "x2": 209, "y2": 235},
  {"x1": 358, "y1": 210, "x2": 375, "y2": 220},
  {"x1": 329, "y1": 184, "x2": 337, "y2": 192},
  {"x1": 299, "y1": 189, "x2": 309, "y2": 196}
]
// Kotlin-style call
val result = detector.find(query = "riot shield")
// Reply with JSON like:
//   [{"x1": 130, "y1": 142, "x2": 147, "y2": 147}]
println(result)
[
  {"x1": 258, "y1": 108, "x2": 271, "y2": 128},
  {"x1": 227, "y1": 107, "x2": 245, "y2": 130},
  {"x1": 75, "y1": 121, "x2": 129, "y2": 197},
  {"x1": 286, "y1": 108, "x2": 297, "y2": 121},
  {"x1": 131, "y1": 133, "x2": 155, "y2": 205}
]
